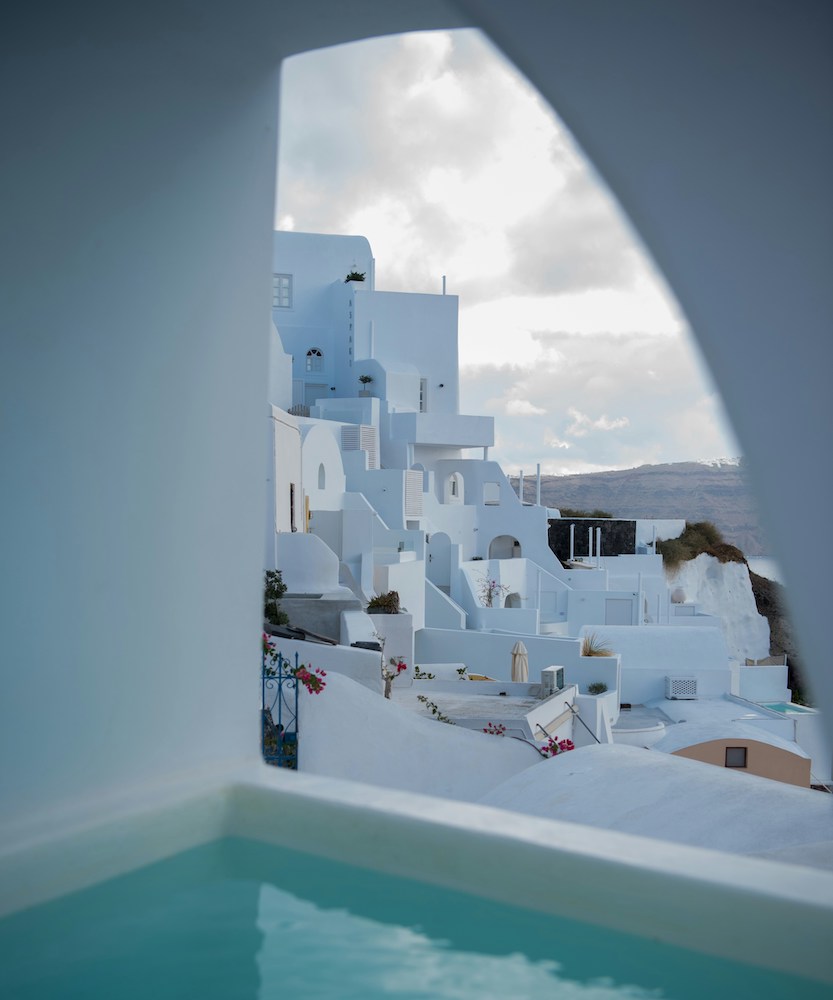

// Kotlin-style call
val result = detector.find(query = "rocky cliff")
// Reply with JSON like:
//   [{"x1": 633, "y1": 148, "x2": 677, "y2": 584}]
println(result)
[{"x1": 749, "y1": 571, "x2": 809, "y2": 704}]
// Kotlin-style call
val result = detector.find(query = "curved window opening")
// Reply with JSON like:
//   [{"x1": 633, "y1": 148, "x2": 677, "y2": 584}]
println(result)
[
  {"x1": 445, "y1": 472, "x2": 464, "y2": 505},
  {"x1": 318, "y1": 463, "x2": 326, "y2": 490},
  {"x1": 488, "y1": 535, "x2": 521, "y2": 559}
]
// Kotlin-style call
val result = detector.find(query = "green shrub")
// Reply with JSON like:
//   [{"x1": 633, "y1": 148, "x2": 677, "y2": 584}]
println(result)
[
  {"x1": 587, "y1": 681, "x2": 608, "y2": 695},
  {"x1": 367, "y1": 590, "x2": 401, "y2": 614},
  {"x1": 559, "y1": 508, "x2": 613, "y2": 519},
  {"x1": 656, "y1": 537, "x2": 689, "y2": 570},
  {"x1": 264, "y1": 569, "x2": 289, "y2": 626},
  {"x1": 657, "y1": 521, "x2": 746, "y2": 570}
]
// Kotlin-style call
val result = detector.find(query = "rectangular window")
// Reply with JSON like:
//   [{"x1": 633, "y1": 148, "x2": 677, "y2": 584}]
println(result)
[
  {"x1": 725, "y1": 746, "x2": 747, "y2": 768},
  {"x1": 483, "y1": 482, "x2": 501, "y2": 505},
  {"x1": 272, "y1": 274, "x2": 292, "y2": 309},
  {"x1": 419, "y1": 378, "x2": 428, "y2": 413}
]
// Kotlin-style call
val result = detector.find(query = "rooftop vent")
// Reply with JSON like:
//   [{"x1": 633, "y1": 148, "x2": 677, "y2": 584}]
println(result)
[{"x1": 665, "y1": 676, "x2": 698, "y2": 700}]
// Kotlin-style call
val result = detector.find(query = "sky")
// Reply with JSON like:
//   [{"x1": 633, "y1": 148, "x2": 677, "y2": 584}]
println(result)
[{"x1": 276, "y1": 29, "x2": 741, "y2": 476}]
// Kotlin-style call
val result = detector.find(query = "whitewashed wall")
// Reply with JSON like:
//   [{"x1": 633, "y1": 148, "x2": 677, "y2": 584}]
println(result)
[
  {"x1": 416, "y1": 628, "x2": 584, "y2": 681},
  {"x1": 269, "y1": 637, "x2": 382, "y2": 695},
  {"x1": 299, "y1": 422, "x2": 347, "y2": 512}
]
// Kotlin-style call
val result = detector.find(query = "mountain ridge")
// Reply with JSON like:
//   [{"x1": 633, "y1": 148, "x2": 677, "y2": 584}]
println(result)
[{"x1": 513, "y1": 460, "x2": 769, "y2": 556}]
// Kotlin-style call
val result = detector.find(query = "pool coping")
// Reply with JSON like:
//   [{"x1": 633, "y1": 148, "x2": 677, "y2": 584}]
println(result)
[{"x1": 1, "y1": 761, "x2": 831, "y2": 984}]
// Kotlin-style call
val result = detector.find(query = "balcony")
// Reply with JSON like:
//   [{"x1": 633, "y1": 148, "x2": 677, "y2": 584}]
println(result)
[{"x1": 389, "y1": 411, "x2": 494, "y2": 448}]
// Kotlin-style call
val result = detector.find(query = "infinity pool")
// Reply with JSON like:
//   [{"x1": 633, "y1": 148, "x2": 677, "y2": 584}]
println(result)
[
  {"x1": 0, "y1": 837, "x2": 827, "y2": 999},
  {"x1": 761, "y1": 702, "x2": 816, "y2": 714}
]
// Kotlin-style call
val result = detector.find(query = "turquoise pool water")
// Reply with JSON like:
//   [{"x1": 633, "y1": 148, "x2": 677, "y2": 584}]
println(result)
[
  {"x1": 761, "y1": 702, "x2": 815, "y2": 714},
  {"x1": 0, "y1": 838, "x2": 827, "y2": 999}
]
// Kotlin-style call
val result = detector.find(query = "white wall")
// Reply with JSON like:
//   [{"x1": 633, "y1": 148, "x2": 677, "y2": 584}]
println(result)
[
  {"x1": 794, "y1": 715, "x2": 833, "y2": 784},
  {"x1": 267, "y1": 322, "x2": 293, "y2": 410},
  {"x1": 300, "y1": 422, "x2": 347, "y2": 512},
  {"x1": 354, "y1": 291, "x2": 460, "y2": 413},
  {"x1": 567, "y1": 590, "x2": 638, "y2": 632},
  {"x1": 573, "y1": 690, "x2": 619, "y2": 746},
  {"x1": 425, "y1": 580, "x2": 467, "y2": 629},
  {"x1": 267, "y1": 637, "x2": 382, "y2": 694},
  {"x1": 416, "y1": 628, "x2": 583, "y2": 681},
  {"x1": 0, "y1": 6, "x2": 288, "y2": 829},
  {"x1": 272, "y1": 231, "x2": 373, "y2": 399},
  {"x1": 298, "y1": 673, "x2": 539, "y2": 801},
  {"x1": 738, "y1": 665, "x2": 790, "y2": 703},
  {"x1": 369, "y1": 612, "x2": 415, "y2": 682},
  {"x1": 433, "y1": 459, "x2": 562, "y2": 571},
  {"x1": 580, "y1": 625, "x2": 731, "y2": 704},
  {"x1": 269, "y1": 408, "x2": 303, "y2": 540},
  {"x1": 373, "y1": 560, "x2": 426, "y2": 631},
  {"x1": 276, "y1": 532, "x2": 343, "y2": 596}
]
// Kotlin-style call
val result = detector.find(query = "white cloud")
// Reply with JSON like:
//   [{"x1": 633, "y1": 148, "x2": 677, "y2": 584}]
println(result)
[
  {"x1": 459, "y1": 331, "x2": 740, "y2": 474},
  {"x1": 277, "y1": 29, "x2": 741, "y2": 475},
  {"x1": 506, "y1": 399, "x2": 547, "y2": 416},
  {"x1": 565, "y1": 407, "x2": 630, "y2": 437}
]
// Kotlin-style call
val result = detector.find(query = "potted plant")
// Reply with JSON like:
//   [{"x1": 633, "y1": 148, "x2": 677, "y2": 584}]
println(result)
[
  {"x1": 367, "y1": 590, "x2": 399, "y2": 614},
  {"x1": 345, "y1": 270, "x2": 366, "y2": 282},
  {"x1": 358, "y1": 373, "x2": 374, "y2": 396}
]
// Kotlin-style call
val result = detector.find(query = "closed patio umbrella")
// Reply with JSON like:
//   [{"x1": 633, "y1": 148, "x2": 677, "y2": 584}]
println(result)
[{"x1": 511, "y1": 640, "x2": 529, "y2": 683}]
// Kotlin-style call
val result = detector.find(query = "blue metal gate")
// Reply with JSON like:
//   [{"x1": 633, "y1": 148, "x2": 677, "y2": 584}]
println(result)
[{"x1": 262, "y1": 647, "x2": 300, "y2": 769}]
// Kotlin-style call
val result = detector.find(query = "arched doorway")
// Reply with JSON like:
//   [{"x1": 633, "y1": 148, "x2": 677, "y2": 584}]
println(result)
[{"x1": 426, "y1": 531, "x2": 451, "y2": 588}]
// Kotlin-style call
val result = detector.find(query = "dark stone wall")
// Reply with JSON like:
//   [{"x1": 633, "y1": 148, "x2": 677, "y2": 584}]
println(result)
[{"x1": 548, "y1": 519, "x2": 636, "y2": 562}]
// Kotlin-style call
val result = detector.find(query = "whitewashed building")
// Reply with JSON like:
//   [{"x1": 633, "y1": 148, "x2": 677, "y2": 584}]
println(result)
[{"x1": 264, "y1": 230, "x2": 830, "y2": 784}]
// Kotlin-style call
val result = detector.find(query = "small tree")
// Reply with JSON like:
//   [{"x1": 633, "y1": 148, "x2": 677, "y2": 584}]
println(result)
[
  {"x1": 476, "y1": 573, "x2": 510, "y2": 608},
  {"x1": 264, "y1": 569, "x2": 289, "y2": 626}
]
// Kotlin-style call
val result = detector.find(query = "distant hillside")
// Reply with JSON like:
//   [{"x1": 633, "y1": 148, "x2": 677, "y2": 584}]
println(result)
[{"x1": 512, "y1": 461, "x2": 769, "y2": 556}]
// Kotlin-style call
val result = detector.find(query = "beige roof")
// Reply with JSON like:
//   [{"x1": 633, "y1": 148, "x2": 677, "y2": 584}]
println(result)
[{"x1": 653, "y1": 721, "x2": 810, "y2": 757}]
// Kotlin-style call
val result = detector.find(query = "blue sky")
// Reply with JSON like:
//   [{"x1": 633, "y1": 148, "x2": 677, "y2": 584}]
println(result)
[{"x1": 276, "y1": 29, "x2": 740, "y2": 475}]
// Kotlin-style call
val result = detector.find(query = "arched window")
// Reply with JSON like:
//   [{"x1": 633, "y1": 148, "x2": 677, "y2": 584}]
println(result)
[
  {"x1": 306, "y1": 348, "x2": 323, "y2": 372},
  {"x1": 444, "y1": 472, "x2": 464, "y2": 504},
  {"x1": 318, "y1": 463, "x2": 326, "y2": 490}
]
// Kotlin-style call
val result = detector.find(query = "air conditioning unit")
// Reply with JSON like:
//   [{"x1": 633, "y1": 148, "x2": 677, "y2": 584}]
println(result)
[
  {"x1": 665, "y1": 676, "x2": 698, "y2": 700},
  {"x1": 540, "y1": 666, "x2": 565, "y2": 698}
]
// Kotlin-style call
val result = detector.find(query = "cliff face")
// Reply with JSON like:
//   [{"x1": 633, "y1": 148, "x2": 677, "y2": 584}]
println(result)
[
  {"x1": 520, "y1": 462, "x2": 768, "y2": 555},
  {"x1": 666, "y1": 554, "x2": 770, "y2": 663},
  {"x1": 749, "y1": 571, "x2": 809, "y2": 704}
]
